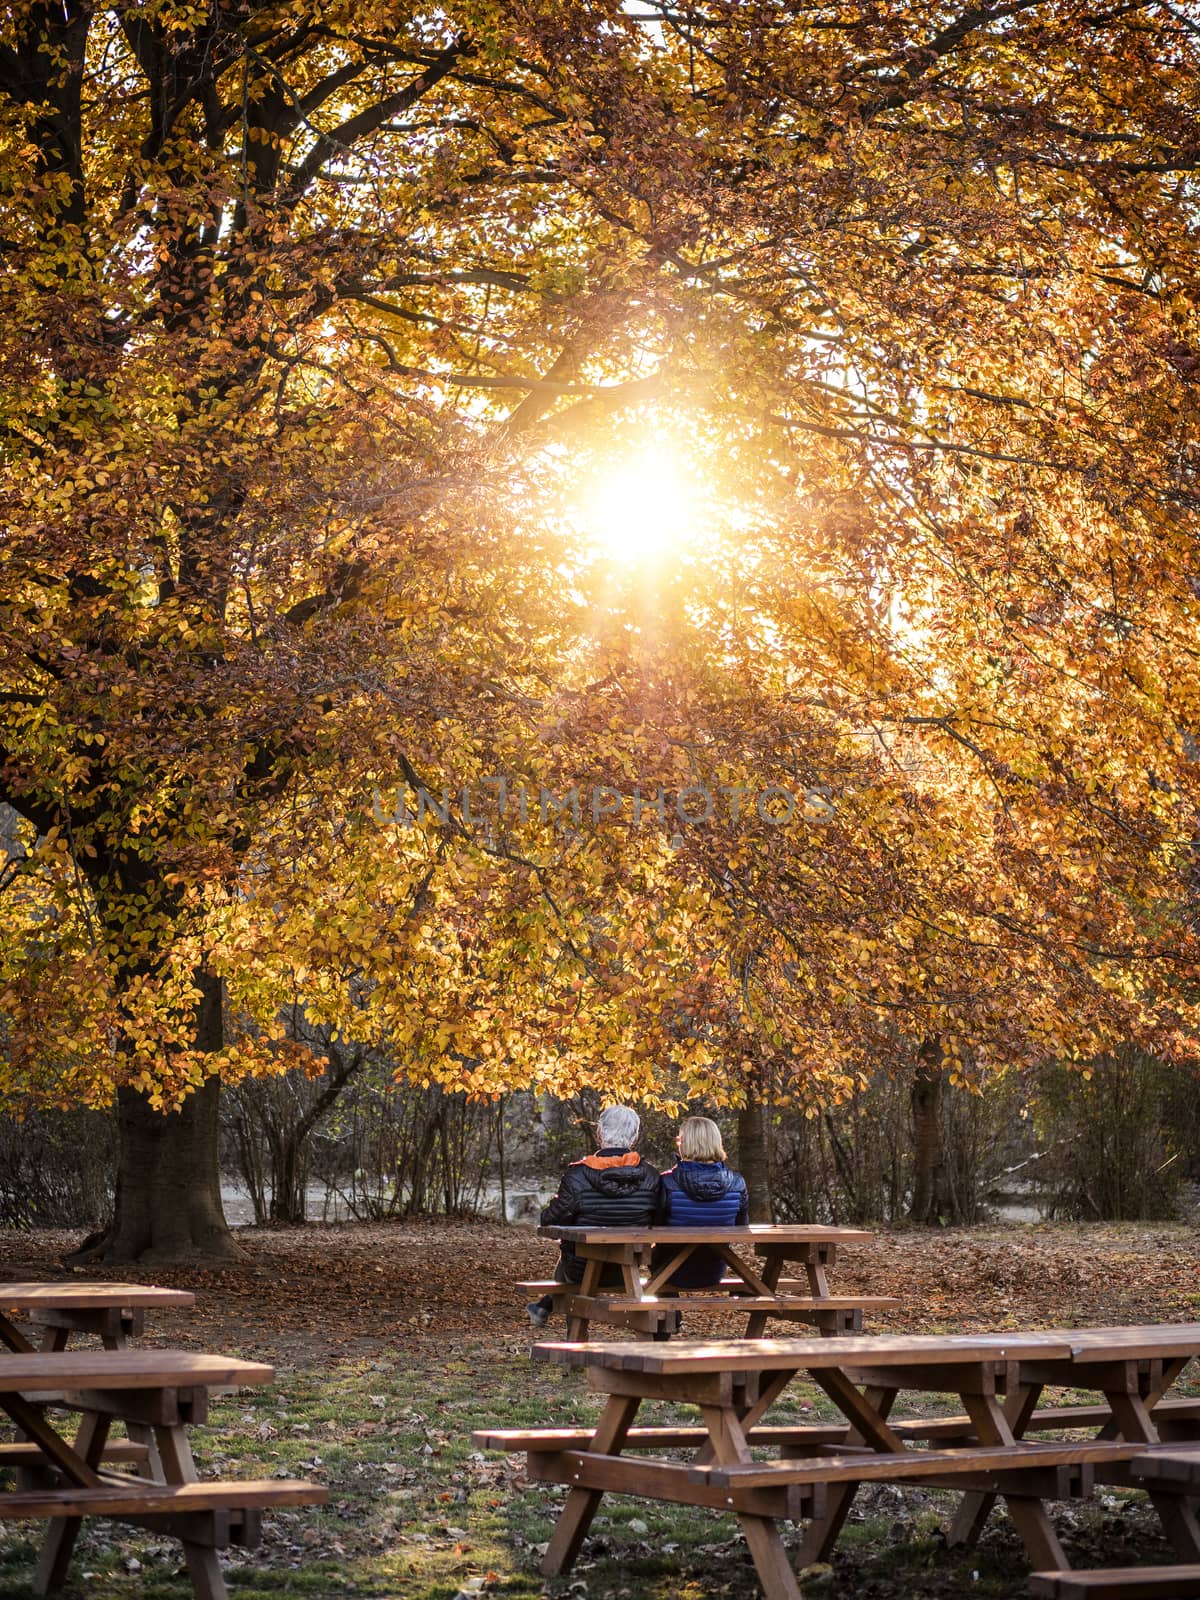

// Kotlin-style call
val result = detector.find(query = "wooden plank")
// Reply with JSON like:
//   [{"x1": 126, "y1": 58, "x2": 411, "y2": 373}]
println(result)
[
  {"x1": 840, "y1": 1362, "x2": 1003, "y2": 1395},
  {"x1": 534, "y1": 1332, "x2": 1076, "y2": 1375},
  {"x1": 578, "y1": 1295, "x2": 900, "y2": 1312},
  {"x1": 897, "y1": 1399, "x2": 1200, "y2": 1440},
  {"x1": 541, "y1": 1393, "x2": 638, "y2": 1577},
  {"x1": 517, "y1": 1277, "x2": 816, "y2": 1296},
  {"x1": 1131, "y1": 1447, "x2": 1200, "y2": 1488},
  {"x1": 0, "y1": 1350, "x2": 273, "y2": 1392},
  {"x1": 586, "y1": 1368, "x2": 736, "y2": 1405},
  {"x1": 0, "y1": 1439, "x2": 151, "y2": 1468},
  {"x1": 0, "y1": 1284, "x2": 195, "y2": 1312},
  {"x1": 1029, "y1": 1566, "x2": 1200, "y2": 1598},
  {"x1": 0, "y1": 1480, "x2": 327, "y2": 1519},
  {"x1": 693, "y1": 1440, "x2": 1142, "y2": 1488},
  {"x1": 479, "y1": 1403, "x2": 1200, "y2": 1458},
  {"x1": 810, "y1": 1368, "x2": 906, "y2": 1454},
  {"x1": 526, "y1": 1449, "x2": 818, "y2": 1519},
  {"x1": 538, "y1": 1226, "x2": 873, "y2": 1244},
  {"x1": 473, "y1": 1424, "x2": 852, "y2": 1452}
]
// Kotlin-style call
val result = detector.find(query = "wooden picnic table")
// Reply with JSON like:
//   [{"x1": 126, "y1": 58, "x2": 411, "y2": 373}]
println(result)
[
  {"x1": 0, "y1": 1282, "x2": 195, "y2": 1353},
  {"x1": 476, "y1": 1324, "x2": 1200, "y2": 1600},
  {"x1": 533, "y1": 1224, "x2": 895, "y2": 1338},
  {"x1": 0, "y1": 1346, "x2": 326, "y2": 1600}
]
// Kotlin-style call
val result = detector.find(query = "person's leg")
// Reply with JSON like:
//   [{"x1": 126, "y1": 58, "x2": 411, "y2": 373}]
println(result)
[{"x1": 527, "y1": 1255, "x2": 578, "y2": 1324}]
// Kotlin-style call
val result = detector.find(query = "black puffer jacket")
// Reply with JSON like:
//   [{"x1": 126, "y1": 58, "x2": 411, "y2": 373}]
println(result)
[{"x1": 541, "y1": 1148, "x2": 661, "y2": 1283}]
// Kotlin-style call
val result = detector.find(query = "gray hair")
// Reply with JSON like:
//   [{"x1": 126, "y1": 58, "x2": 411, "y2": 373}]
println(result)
[{"x1": 596, "y1": 1105, "x2": 640, "y2": 1149}]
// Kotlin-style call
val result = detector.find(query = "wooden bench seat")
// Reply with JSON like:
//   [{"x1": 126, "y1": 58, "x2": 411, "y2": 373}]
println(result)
[
  {"x1": 584, "y1": 1294, "x2": 900, "y2": 1313},
  {"x1": 0, "y1": 1478, "x2": 326, "y2": 1520},
  {"x1": 563, "y1": 1291, "x2": 900, "y2": 1338},
  {"x1": 0, "y1": 1439, "x2": 151, "y2": 1469},
  {"x1": 516, "y1": 1278, "x2": 813, "y2": 1296},
  {"x1": 1130, "y1": 1446, "x2": 1200, "y2": 1489},
  {"x1": 691, "y1": 1440, "x2": 1143, "y2": 1489},
  {"x1": 479, "y1": 1427, "x2": 1142, "y2": 1490},
  {"x1": 475, "y1": 1423, "x2": 854, "y2": 1452},
  {"x1": 476, "y1": 1398, "x2": 1200, "y2": 1459},
  {"x1": 1029, "y1": 1566, "x2": 1200, "y2": 1598},
  {"x1": 895, "y1": 1398, "x2": 1200, "y2": 1443}
]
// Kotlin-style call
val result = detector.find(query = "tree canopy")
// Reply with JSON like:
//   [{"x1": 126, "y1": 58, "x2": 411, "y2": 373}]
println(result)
[{"x1": 1, "y1": 0, "x2": 1200, "y2": 1255}]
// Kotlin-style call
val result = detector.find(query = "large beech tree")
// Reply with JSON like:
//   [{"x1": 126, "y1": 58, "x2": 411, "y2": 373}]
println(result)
[
  {"x1": 0, "y1": 0, "x2": 713, "y2": 1259},
  {"x1": 3, "y1": 0, "x2": 1200, "y2": 1258}
]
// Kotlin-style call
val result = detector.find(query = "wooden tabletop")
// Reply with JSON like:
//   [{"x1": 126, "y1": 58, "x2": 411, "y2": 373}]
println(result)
[
  {"x1": 0, "y1": 1349, "x2": 273, "y2": 1392},
  {"x1": 1033, "y1": 1324, "x2": 1200, "y2": 1360},
  {"x1": 537, "y1": 1225, "x2": 873, "y2": 1245},
  {"x1": 0, "y1": 1283, "x2": 195, "y2": 1312},
  {"x1": 533, "y1": 1326, "x2": 1200, "y2": 1375}
]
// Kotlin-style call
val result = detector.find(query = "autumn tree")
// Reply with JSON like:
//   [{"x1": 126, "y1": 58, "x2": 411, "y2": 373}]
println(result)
[
  {"x1": 5, "y1": 0, "x2": 1200, "y2": 1259},
  {"x1": 0, "y1": 0, "x2": 734, "y2": 1259}
]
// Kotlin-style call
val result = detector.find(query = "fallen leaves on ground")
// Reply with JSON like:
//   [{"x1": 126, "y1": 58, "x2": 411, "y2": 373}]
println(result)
[{"x1": 4, "y1": 1217, "x2": 1198, "y2": 1364}]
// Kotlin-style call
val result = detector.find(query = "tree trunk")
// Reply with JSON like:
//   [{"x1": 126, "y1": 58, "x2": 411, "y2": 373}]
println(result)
[
  {"x1": 737, "y1": 1096, "x2": 773, "y2": 1221},
  {"x1": 909, "y1": 1039, "x2": 947, "y2": 1225},
  {"x1": 268, "y1": 1039, "x2": 363, "y2": 1225},
  {"x1": 269, "y1": 1127, "x2": 307, "y2": 1226},
  {"x1": 70, "y1": 972, "x2": 242, "y2": 1264}
]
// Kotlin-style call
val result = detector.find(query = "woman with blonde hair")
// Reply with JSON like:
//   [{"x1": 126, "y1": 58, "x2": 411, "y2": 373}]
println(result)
[{"x1": 653, "y1": 1115, "x2": 749, "y2": 1291}]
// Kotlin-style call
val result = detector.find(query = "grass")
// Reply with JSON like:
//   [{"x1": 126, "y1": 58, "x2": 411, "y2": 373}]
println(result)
[{"x1": 4, "y1": 1338, "x2": 1187, "y2": 1600}]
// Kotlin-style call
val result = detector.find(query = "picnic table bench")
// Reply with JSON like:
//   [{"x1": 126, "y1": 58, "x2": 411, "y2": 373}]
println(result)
[
  {"x1": 0, "y1": 1347, "x2": 326, "y2": 1600},
  {"x1": 532, "y1": 1224, "x2": 896, "y2": 1337},
  {"x1": 476, "y1": 1324, "x2": 1200, "y2": 1600},
  {"x1": 1022, "y1": 1448, "x2": 1200, "y2": 1597},
  {"x1": 0, "y1": 1282, "x2": 196, "y2": 1352}
]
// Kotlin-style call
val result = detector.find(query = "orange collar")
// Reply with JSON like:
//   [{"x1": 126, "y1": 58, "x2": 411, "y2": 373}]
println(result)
[{"x1": 578, "y1": 1151, "x2": 641, "y2": 1170}]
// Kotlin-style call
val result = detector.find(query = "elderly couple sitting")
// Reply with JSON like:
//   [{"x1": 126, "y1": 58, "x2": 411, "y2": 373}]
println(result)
[{"x1": 527, "y1": 1104, "x2": 749, "y2": 1327}]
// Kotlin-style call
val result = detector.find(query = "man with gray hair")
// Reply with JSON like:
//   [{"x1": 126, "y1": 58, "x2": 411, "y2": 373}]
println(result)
[{"x1": 527, "y1": 1104, "x2": 661, "y2": 1326}]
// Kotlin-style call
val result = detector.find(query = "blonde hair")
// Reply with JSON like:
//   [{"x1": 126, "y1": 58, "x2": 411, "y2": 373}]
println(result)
[{"x1": 677, "y1": 1116, "x2": 726, "y2": 1163}]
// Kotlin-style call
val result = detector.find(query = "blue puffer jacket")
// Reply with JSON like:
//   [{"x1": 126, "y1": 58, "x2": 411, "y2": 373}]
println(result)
[{"x1": 654, "y1": 1160, "x2": 750, "y2": 1288}]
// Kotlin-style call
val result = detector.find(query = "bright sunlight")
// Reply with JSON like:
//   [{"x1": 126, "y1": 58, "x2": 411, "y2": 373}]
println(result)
[{"x1": 578, "y1": 447, "x2": 698, "y2": 565}]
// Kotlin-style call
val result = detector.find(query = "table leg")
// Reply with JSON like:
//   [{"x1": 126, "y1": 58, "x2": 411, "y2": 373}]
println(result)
[
  {"x1": 1151, "y1": 1495, "x2": 1200, "y2": 1561},
  {"x1": 33, "y1": 1308, "x2": 161, "y2": 1483},
  {"x1": 802, "y1": 1248, "x2": 833, "y2": 1298},
  {"x1": 643, "y1": 1245, "x2": 693, "y2": 1296},
  {"x1": 744, "y1": 1252, "x2": 787, "y2": 1338},
  {"x1": 1004, "y1": 1496, "x2": 1068, "y2": 1569},
  {"x1": 565, "y1": 1257, "x2": 603, "y2": 1342},
  {"x1": 953, "y1": 1386, "x2": 1067, "y2": 1569},
  {"x1": 688, "y1": 1368, "x2": 797, "y2": 1468},
  {"x1": 541, "y1": 1394, "x2": 639, "y2": 1577},
  {"x1": 32, "y1": 1412, "x2": 111, "y2": 1594},
  {"x1": 1094, "y1": 1358, "x2": 1188, "y2": 1441},
  {"x1": 1102, "y1": 1384, "x2": 1200, "y2": 1560},
  {"x1": 947, "y1": 1380, "x2": 1044, "y2": 1549},
  {"x1": 798, "y1": 1385, "x2": 898, "y2": 1566},
  {"x1": 715, "y1": 1245, "x2": 771, "y2": 1298},
  {"x1": 155, "y1": 1422, "x2": 230, "y2": 1600},
  {"x1": 701, "y1": 1405, "x2": 803, "y2": 1600},
  {"x1": 0, "y1": 1312, "x2": 34, "y2": 1354}
]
